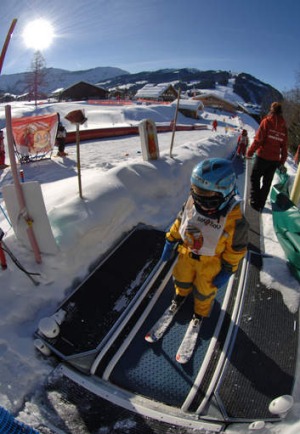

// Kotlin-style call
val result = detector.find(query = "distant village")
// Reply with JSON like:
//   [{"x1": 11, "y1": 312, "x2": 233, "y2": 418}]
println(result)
[{"x1": 0, "y1": 80, "x2": 261, "y2": 121}]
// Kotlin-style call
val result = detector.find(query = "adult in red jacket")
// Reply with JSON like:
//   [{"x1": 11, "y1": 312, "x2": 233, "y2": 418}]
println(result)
[{"x1": 246, "y1": 102, "x2": 288, "y2": 212}]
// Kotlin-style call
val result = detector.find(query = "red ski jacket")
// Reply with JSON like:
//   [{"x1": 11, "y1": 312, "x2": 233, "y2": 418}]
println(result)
[{"x1": 247, "y1": 114, "x2": 288, "y2": 163}]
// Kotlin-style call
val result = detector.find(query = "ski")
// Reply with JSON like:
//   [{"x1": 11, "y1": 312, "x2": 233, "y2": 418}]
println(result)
[
  {"x1": 145, "y1": 299, "x2": 184, "y2": 343},
  {"x1": 176, "y1": 316, "x2": 202, "y2": 364}
]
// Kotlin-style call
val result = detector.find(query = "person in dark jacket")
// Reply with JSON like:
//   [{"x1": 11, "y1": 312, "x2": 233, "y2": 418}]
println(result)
[
  {"x1": 246, "y1": 102, "x2": 288, "y2": 212},
  {"x1": 0, "y1": 130, "x2": 8, "y2": 169},
  {"x1": 56, "y1": 122, "x2": 67, "y2": 157}
]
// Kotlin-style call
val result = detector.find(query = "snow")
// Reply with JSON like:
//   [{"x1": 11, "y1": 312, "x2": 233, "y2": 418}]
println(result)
[{"x1": 0, "y1": 100, "x2": 299, "y2": 433}]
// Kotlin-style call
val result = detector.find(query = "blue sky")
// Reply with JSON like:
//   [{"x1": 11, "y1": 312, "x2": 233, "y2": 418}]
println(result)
[{"x1": 1, "y1": 0, "x2": 300, "y2": 92}]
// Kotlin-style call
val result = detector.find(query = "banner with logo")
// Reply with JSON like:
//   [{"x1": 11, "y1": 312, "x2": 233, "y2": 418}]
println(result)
[{"x1": 11, "y1": 113, "x2": 58, "y2": 155}]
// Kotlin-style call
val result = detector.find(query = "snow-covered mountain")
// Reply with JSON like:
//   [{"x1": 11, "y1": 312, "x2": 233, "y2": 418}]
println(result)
[
  {"x1": 0, "y1": 66, "x2": 129, "y2": 95},
  {"x1": 0, "y1": 67, "x2": 282, "y2": 108}
]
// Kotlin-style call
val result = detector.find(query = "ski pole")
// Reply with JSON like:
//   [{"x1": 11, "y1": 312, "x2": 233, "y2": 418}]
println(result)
[{"x1": 0, "y1": 203, "x2": 12, "y2": 227}]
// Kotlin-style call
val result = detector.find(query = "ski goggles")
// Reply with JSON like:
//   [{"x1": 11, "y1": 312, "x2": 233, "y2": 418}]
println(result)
[{"x1": 191, "y1": 190, "x2": 224, "y2": 210}]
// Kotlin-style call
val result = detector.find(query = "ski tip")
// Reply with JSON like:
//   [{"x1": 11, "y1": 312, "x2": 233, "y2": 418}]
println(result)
[
  {"x1": 145, "y1": 333, "x2": 155, "y2": 343},
  {"x1": 176, "y1": 353, "x2": 190, "y2": 364}
]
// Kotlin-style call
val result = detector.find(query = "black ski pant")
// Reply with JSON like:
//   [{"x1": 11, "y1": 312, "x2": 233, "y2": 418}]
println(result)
[
  {"x1": 56, "y1": 139, "x2": 65, "y2": 153},
  {"x1": 250, "y1": 156, "x2": 279, "y2": 209}
]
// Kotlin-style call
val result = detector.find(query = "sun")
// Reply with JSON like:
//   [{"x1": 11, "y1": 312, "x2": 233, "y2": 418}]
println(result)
[{"x1": 22, "y1": 19, "x2": 55, "y2": 50}]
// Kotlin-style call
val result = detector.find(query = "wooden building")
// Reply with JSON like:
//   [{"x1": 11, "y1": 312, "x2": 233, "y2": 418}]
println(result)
[
  {"x1": 59, "y1": 81, "x2": 109, "y2": 101},
  {"x1": 135, "y1": 84, "x2": 178, "y2": 102},
  {"x1": 192, "y1": 93, "x2": 238, "y2": 113},
  {"x1": 172, "y1": 98, "x2": 204, "y2": 119}
]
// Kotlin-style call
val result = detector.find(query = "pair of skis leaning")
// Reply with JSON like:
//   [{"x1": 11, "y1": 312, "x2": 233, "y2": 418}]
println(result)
[{"x1": 145, "y1": 298, "x2": 202, "y2": 364}]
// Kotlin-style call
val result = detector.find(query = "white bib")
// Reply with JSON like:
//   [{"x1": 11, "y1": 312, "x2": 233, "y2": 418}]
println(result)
[{"x1": 179, "y1": 195, "x2": 240, "y2": 256}]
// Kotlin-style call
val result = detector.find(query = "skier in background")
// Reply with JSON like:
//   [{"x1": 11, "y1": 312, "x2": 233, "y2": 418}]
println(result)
[
  {"x1": 246, "y1": 102, "x2": 288, "y2": 212},
  {"x1": 0, "y1": 130, "x2": 8, "y2": 169},
  {"x1": 236, "y1": 129, "x2": 249, "y2": 158},
  {"x1": 212, "y1": 119, "x2": 218, "y2": 131},
  {"x1": 160, "y1": 158, "x2": 248, "y2": 329}
]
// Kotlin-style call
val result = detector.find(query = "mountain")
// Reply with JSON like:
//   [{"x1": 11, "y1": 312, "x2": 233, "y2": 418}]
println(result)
[
  {"x1": 99, "y1": 68, "x2": 282, "y2": 107},
  {"x1": 0, "y1": 66, "x2": 129, "y2": 95},
  {"x1": 0, "y1": 66, "x2": 282, "y2": 109}
]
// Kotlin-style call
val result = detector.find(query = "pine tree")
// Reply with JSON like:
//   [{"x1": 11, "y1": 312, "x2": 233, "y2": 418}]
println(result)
[{"x1": 26, "y1": 50, "x2": 47, "y2": 107}]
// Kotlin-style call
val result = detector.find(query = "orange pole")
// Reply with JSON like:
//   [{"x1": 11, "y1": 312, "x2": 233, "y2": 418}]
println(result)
[{"x1": 0, "y1": 19, "x2": 17, "y2": 74}]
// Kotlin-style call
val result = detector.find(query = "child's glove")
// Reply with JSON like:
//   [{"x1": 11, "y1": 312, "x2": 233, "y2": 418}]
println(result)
[
  {"x1": 213, "y1": 268, "x2": 232, "y2": 289},
  {"x1": 161, "y1": 240, "x2": 175, "y2": 262}
]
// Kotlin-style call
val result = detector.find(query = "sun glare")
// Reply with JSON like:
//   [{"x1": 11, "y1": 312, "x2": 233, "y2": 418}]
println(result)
[{"x1": 22, "y1": 19, "x2": 55, "y2": 50}]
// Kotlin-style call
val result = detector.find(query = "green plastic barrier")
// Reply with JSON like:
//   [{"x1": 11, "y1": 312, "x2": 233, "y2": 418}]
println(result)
[{"x1": 271, "y1": 170, "x2": 300, "y2": 282}]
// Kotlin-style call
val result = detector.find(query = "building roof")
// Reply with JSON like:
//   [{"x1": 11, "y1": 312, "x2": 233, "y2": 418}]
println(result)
[
  {"x1": 171, "y1": 98, "x2": 204, "y2": 111},
  {"x1": 61, "y1": 81, "x2": 107, "y2": 94},
  {"x1": 59, "y1": 81, "x2": 108, "y2": 100},
  {"x1": 193, "y1": 92, "x2": 238, "y2": 108},
  {"x1": 135, "y1": 83, "x2": 176, "y2": 99}
]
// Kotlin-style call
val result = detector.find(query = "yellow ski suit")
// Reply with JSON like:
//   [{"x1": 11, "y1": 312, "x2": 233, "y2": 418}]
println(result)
[{"x1": 166, "y1": 195, "x2": 248, "y2": 317}]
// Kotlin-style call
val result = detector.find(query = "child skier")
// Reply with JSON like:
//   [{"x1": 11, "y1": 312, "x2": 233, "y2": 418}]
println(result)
[
  {"x1": 236, "y1": 129, "x2": 249, "y2": 158},
  {"x1": 148, "y1": 158, "x2": 248, "y2": 362}
]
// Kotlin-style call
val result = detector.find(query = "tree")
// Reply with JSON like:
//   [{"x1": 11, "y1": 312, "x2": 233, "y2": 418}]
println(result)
[
  {"x1": 283, "y1": 86, "x2": 300, "y2": 154},
  {"x1": 26, "y1": 50, "x2": 47, "y2": 107}
]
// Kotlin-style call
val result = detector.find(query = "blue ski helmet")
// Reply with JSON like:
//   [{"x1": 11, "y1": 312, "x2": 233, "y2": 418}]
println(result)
[{"x1": 190, "y1": 158, "x2": 236, "y2": 211}]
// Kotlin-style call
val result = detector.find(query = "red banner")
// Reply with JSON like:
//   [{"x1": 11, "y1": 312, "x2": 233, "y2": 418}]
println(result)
[{"x1": 11, "y1": 113, "x2": 58, "y2": 155}]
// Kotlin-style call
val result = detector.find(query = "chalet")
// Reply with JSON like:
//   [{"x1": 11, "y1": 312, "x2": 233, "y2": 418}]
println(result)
[
  {"x1": 0, "y1": 93, "x2": 16, "y2": 102},
  {"x1": 16, "y1": 91, "x2": 48, "y2": 102},
  {"x1": 171, "y1": 98, "x2": 204, "y2": 119},
  {"x1": 49, "y1": 87, "x2": 64, "y2": 100},
  {"x1": 192, "y1": 93, "x2": 238, "y2": 113},
  {"x1": 58, "y1": 81, "x2": 109, "y2": 101},
  {"x1": 135, "y1": 83, "x2": 178, "y2": 102}
]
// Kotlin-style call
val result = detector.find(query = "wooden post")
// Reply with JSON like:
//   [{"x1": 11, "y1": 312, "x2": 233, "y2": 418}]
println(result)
[
  {"x1": 290, "y1": 163, "x2": 300, "y2": 206},
  {"x1": 65, "y1": 109, "x2": 87, "y2": 199},
  {"x1": 170, "y1": 88, "x2": 181, "y2": 158},
  {"x1": 76, "y1": 123, "x2": 83, "y2": 199}
]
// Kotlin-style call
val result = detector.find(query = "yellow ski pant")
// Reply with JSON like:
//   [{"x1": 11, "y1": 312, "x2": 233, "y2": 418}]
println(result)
[{"x1": 172, "y1": 252, "x2": 221, "y2": 317}]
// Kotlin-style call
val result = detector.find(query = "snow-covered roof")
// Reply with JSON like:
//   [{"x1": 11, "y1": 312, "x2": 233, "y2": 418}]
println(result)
[
  {"x1": 51, "y1": 88, "x2": 64, "y2": 94},
  {"x1": 135, "y1": 83, "x2": 175, "y2": 99},
  {"x1": 171, "y1": 98, "x2": 204, "y2": 111},
  {"x1": 193, "y1": 92, "x2": 239, "y2": 108}
]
